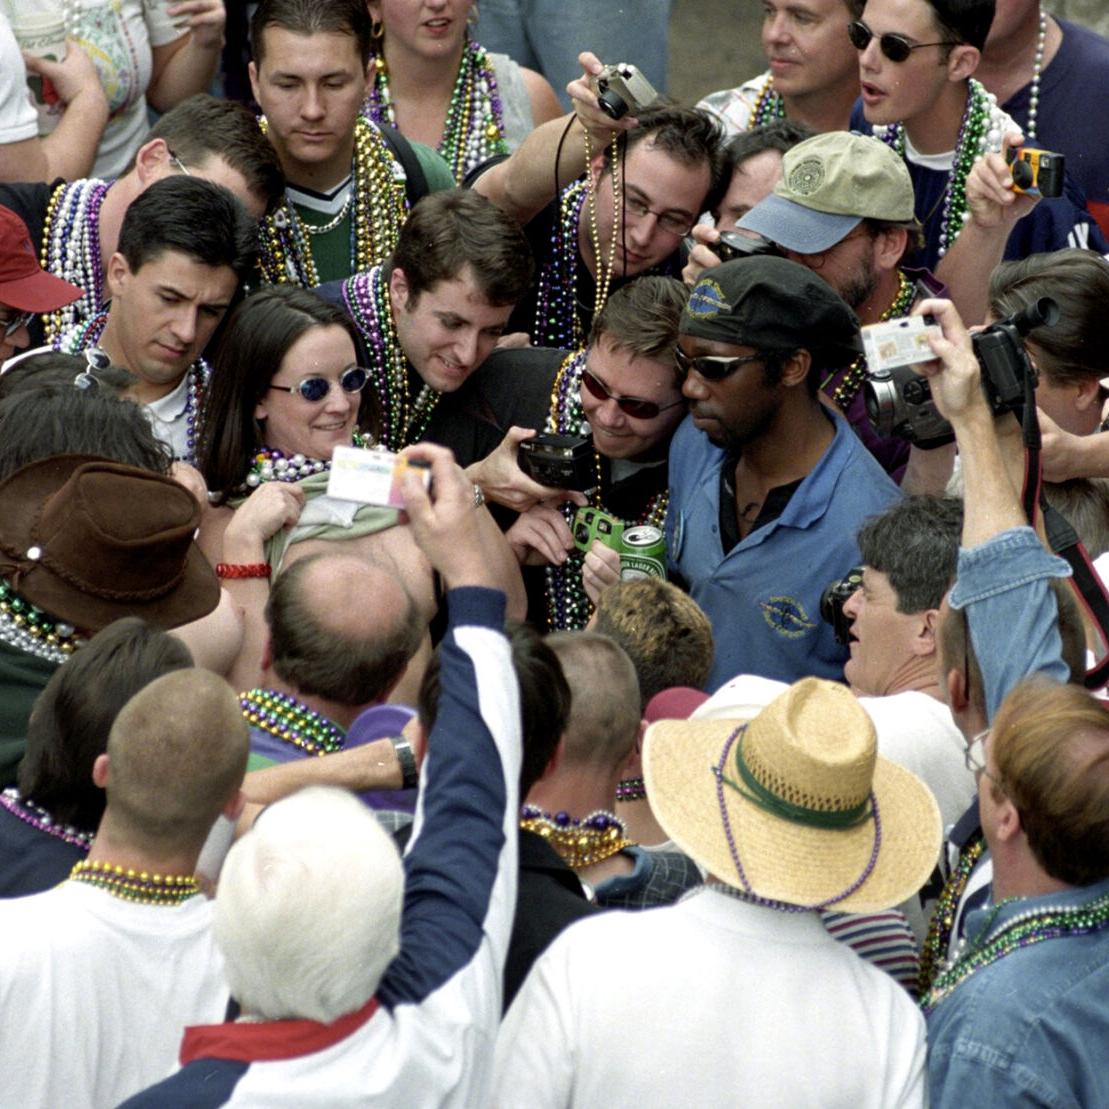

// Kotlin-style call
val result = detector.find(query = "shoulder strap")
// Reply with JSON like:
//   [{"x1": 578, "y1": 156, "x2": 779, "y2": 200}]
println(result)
[{"x1": 376, "y1": 124, "x2": 429, "y2": 207}]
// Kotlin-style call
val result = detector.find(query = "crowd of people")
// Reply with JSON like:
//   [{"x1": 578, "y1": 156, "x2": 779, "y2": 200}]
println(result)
[{"x1": 0, "y1": 0, "x2": 1107, "y2": 1104}]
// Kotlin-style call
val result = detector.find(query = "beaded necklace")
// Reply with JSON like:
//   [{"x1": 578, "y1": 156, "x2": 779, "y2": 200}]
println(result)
[
  {"x1": 239, "y1": 430, "x2": 368, "y2": 491},
  {"x1": 1025, "y1": 6, "x2": 1047, "y2": 142},
  {"x1": 542, "y1": 350, "x2": 670, "y2": 631},
  {"x1": 0, "y1": 577, "x2": 83, "y2": 663},
  {"x1": 520, "y1": 805, "x2": 632, "y2": 869},
  {"x1": 342, "y1": 267, "x2": 439, "y2": 449},
  {"x1": 239, "y1": 689, "x2": 346, "y2": 757},
  {"x1": 873, "y1": 78, "x2": 1008, "y2": 257},
  {"x1": 69, "y1": 858, "x2": 200, "y2": 906},
  {"x1": 57, "y1": 318, "x2": 209, "y2": 465},
  {"x1": 533, "y1": 180, "x2": 590, "y2": 349},
  {"x1": 747, "y1": 73, "x2": 786, "y2": 130},
  {"x1": 917, "y1": 832, "x2": 985, "y2": 994},
  {"x1": 365, "y1": 38, "x2": 509, "y2": 182},
  {"x1": 616, "y1": 776, "x2": 647, "y2": 803},
  {"x1": 920, "y1": 889, "x2": 1109, "y2": 1013},
  {"x1": 0, "y1": 788, "x2": 93, "y2": 852},
  {"x1": 822, "y1": 269, "x2": 916, "y2": 411},
  {"x1": 257, "y1": 117, "x2": 408, "y2": 288},
  {"x1": 39, "y1": 179, "x2": 112, "y2": 346}
]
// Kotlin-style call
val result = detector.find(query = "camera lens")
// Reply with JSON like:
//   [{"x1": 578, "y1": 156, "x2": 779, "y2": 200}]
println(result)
[
  {"x1": 863, "y1": 372, "x2": 898, "y2": 438},
  {"x1": 597, "y1": 89, "x2": 629, "y2": 120}
]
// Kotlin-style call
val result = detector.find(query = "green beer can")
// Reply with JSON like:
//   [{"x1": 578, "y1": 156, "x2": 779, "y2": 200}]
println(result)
[{"x1": 619, "y1": 525, "x2": 666, "y2": 580}]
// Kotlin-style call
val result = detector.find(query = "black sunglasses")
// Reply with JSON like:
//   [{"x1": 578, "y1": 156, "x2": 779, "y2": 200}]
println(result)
[
  {"x1": 0, "y1": 309, "x2": 34, "y2": 340},
  {"x1": 268, "y1": 365, "x2": 368, "y2": 403},
  {"x1": 674, "y1": 346, "x2": 767, "y2": 382},
  {"x1": 581, "y1": 367, "x2": 684, "y2": 419},
  {"x1": 847, "y1": 19, "x2": 955, "y2": 63}
]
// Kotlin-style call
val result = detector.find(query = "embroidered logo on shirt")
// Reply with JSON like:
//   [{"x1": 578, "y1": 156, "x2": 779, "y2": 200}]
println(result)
[
  {"x1": 687, "y1": 279, "x2": 730, "y2": 318},
  {"x1": 760, "y1": 595, "x2": 817, "y2": 638}
]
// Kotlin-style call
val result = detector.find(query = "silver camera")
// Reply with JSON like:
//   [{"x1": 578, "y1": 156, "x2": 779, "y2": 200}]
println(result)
[{"x1": 591, "y1": 63, "x2": 659, "y2": 120}]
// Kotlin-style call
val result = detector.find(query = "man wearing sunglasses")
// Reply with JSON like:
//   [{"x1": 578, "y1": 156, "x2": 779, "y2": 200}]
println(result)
[
  {"x1": 668, "y1": 256, "x2": 901, "y2": 691},
  {"x1": 848, "y1": 0, "x2": 1106, "y2": 272},
  {"x1": 0, "y1": 206, "x2": 81, "y2": 366}
]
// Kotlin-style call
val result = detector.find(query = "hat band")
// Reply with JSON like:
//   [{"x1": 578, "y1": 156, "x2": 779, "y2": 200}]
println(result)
[{"x1": 721, "y1": 726, "x2": 872, "y2": 830}]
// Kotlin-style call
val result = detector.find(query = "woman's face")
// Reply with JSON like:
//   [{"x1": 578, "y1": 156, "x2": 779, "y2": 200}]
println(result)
[
  {"x1": 370, "y1": 0, "x2": 472, "y2": 60},
  {"x1": 253, "y1": 325, "x2": 361, "y2": 460}
]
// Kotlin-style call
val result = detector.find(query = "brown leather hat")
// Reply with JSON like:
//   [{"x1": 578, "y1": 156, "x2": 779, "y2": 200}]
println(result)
[{"x1": 0, "y1": 455, "x2": 218, "y2": 632}]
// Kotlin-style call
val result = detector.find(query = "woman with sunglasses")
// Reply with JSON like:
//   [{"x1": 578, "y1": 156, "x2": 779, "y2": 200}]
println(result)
[
  {"x1": 195, "y1": 285, "x2": 524, "y2": 692},
  {"x1": 360, "y1": 0, "x2": 562, "y2": 183}
]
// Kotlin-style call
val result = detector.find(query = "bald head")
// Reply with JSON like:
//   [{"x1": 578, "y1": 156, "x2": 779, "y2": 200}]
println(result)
[
  {"x1": 105, "y1": 668, "x2": 248, "y2": 854},
  {"x1": 266, "y1": 553, "x2": 422, "y2": 707}
]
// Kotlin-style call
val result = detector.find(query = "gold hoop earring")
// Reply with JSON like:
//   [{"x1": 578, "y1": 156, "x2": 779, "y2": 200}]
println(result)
[{"x1": 371, "y1": 18, "x2": 384, "y2": 40}]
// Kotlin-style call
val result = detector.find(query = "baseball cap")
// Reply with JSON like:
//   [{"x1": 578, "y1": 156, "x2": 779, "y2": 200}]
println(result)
[
  {"x1": 681, "y1": 256, "x2": 862, "y2": 361},
  {"x1": 0, "y1": 206, "x2": 82, "y2": 313},
  {"x1": 737, "y1": 132, "x2": 917, "y2": 254}
]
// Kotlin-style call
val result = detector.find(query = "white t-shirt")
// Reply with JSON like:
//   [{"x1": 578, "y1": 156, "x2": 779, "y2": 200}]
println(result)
[
  {"x1": 0, "y1": 880, "x2": 228, "y2": 1108},
  {"x1": 6, "y1": 0, "x2": 186, "y2": 178},
  {"x1": 0, "y1": 15, "x2": 39, "y2": 145}
]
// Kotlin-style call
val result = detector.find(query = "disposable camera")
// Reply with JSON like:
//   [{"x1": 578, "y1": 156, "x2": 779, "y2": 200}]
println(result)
[
  {"x1": 820, "y1": 566, "x2": 863, "y2": 645},
  {"x1": 518, "y1": 433, "x2": 595, "y2": 491},
  {"x1": 591, "y1": 63, "x2": 659, "y2": 120},
  {"x1": 573, "y1": 506, "x2": 624, "y2": 554},
  {"x1": 326, "y1": 445, "x2": 430, "y2": 509},
  {"x1": 715, "y1": 231, "x2": 782, "y2": 262},
  {"x1": 864, "y1": 297, "x2": 1059, "y2": 448},
  {"x1": 1006, "y1": 146, "x2": 1065, "y2": 198}
]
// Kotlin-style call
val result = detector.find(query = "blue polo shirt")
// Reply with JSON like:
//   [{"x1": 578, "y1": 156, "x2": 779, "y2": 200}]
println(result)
[{"x1": 668, "y1": 410, "x2": 902, "y2": 691}]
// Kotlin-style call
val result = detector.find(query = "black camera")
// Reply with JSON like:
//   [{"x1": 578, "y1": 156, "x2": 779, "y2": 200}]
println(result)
[
  {"x1": 518, "y1": 433, "x2": 595, "y2": 491},
  {"x1": 591, "y1": 63, "x2": 659, "y2": 120},
  {"x1": 820, "y1": 567, "x2": 863, "y2": 646},
  {"x1": 1006, "y1": 146, "x2": 1065, "y2": 198},
  {"x1": 864, "y1": 297, "x2": 1059, "y2": 447},
  {"x1": 715, "y1": 231, "x2": 782, "y2": 262}
]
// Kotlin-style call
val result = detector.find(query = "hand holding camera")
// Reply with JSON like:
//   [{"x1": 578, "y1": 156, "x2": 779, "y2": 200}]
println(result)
[
  {"x1": 963, "y1": 131, "x2": 1043, "y2": 232},
  {"x1": 566, "y1": 52, "x2": 639, "y2": 147}
]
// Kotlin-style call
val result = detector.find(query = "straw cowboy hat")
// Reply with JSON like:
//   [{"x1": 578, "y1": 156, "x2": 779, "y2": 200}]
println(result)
[
  {"x1": 644, "y1": 677, "x2": 941, "y2": 913},
  {"x1": 0, "y1": 455, "x2": 218, "y2": 633}
]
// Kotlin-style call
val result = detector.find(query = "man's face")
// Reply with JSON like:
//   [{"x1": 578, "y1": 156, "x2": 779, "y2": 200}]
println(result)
[
  {"x1": 249, "y1": 28, "x2": 367, "y2": 184},
  {"x1": 716, "y1": 149, "x2": 784, "y2": 232},
  {"x1": 0, "y1": 302, "x2": 32, "y2": 363},
  {"x1": 678, "y1": 334, "x2": 785, "y2": 451},
  {"x1": 105, "y1": 249, "x2": 238, "y2": 396},
  {"x1": 590, "y1": 138, "x2": 710, "y2": 278},
  {"x1": 255, "y1": 323, "x2": 361, "y2": 460},
  {"x1": 762, "y1": 0, "x2": 860, "y2": 100},
  {"x1": 783, "y1": 224, "x2": 880, "y2": 310},
  {"x1": 857, "y1": 0, "x2": 960, "y2": 126},
  {"x1": 580, "y1": 335, "x2": 686, "y2": 461},
  {"x1": 390, "y1": 266, "x2": 512, "y2": 393},
  {"x1": 841, "y1": 566, "x2": 927, "y2": 695}
]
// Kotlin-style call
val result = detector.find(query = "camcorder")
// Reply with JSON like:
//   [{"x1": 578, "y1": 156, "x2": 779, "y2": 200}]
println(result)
[
  {"x1": 820, "y1": 566, "x2": 863, "y2": 645},
  {"x1": 714, "y1": 231, "x2": 782, "y2": 262},
  {"x1": 1006, "y1": 146, "x2": 1065, "y2": 198},
  {"x1": 863, "y1": 297, "x2": 1059, "y2": 448},
  {"x1": 518, "y1": 433, "x2": 595, "y2": 491},
  {"x1": 591, "y1": 63, "x2": 659, "y2": 120}
]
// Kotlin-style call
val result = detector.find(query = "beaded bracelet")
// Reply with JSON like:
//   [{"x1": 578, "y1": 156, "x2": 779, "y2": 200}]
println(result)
[{"x1": 216, "y1": 562, "x2": 272, "y2": 580}]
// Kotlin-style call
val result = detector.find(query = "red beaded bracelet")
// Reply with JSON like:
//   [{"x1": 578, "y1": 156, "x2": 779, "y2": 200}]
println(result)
[{"x1": 216, "y1": 562, "x2": 271, "y2": 580}]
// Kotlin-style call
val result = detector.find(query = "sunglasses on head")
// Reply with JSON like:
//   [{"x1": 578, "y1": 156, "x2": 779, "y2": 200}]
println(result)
[
  {"x1": 674, "y1": 346, "x2": 767, "y2": 382},
  {"x1": 580, "y1": 367, "x2": 684, "y2": 419},
  {"x1": 267, "y1": 365, "x2": 368, "y2": 403},
  {"x1": 74, "y1": 346, "x2": 111, "y2": 390},
  {"x1": 0, "y1": 309, "x2": 34, "y2": 340},
  {"x1": 847, "y1": 19, "x2": 955, "y2": 63}
]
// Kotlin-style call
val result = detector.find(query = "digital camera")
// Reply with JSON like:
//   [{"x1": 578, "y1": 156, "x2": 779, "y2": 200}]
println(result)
[
  {"x1": 714, "y1": 231, "x2": 782, "y2": 262},
  {"x1": 864, "y1": 297, "x2": 1059, "y2": 447},
  {"x1": 1006, "y1": 146, "x2": 1065, "y2": 198},
  {"x1": 518, "y1": 433, "x2": 595, "y2": 491},
  {"x1": 572, "y1": 506, "x2": 624, "y2": 554},
  {"x1": 591, "y1": 63, "x2": 659, "y2": 120},
  {"x1": 820, "y1": 566, "x2": 863, "y2": 645}
]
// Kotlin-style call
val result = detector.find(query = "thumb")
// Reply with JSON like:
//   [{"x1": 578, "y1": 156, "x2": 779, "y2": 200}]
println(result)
[{"x1": 505, "y1": 425, "x2": 538, "y2": 448}]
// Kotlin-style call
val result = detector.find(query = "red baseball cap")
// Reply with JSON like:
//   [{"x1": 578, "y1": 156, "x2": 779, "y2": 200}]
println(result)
[{"x1": 0, "y1": 205, "x2": 82, "y2": 312}]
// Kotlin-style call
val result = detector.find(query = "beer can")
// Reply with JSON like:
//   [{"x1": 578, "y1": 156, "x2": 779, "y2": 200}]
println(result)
[{"x1": 619, "y1": 525, "x2": 666, "y2": 580}]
